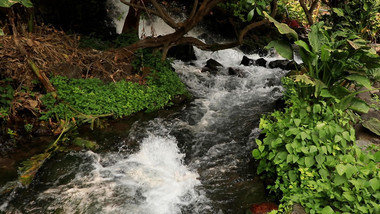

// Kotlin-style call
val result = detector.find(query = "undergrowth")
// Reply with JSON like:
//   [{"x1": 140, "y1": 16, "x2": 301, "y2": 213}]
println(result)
[
  {"x1": 40, "y1": 51, "x2": 188, "y2": 121},
  {"x1": 253, "y1": 78, "x2": 380, "y2": 214}
]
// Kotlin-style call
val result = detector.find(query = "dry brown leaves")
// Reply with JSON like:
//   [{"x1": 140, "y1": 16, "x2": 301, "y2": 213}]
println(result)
[{"x1": 0, "y1": 25, "x2": 137, "y2": 88}]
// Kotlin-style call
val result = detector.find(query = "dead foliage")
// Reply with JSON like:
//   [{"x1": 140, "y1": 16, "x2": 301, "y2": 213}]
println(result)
[{"x1": 0, "y1": 25, "x2": 140, "y2": 88}]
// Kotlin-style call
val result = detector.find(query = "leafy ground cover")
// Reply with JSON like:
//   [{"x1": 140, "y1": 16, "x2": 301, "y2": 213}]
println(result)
[{"x1": 253, "y1": 11, "x2": 380, "y2": 214}]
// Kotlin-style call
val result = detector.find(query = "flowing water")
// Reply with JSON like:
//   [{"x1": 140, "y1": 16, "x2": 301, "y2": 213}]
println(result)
[{"x1": 0, "y1": 46, "x2": 287, "y2": 214}]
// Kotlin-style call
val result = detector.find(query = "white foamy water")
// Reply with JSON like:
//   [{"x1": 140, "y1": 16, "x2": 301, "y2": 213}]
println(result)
[{"x1": 30, "y1": 134, "x2": 200, "y2": 214}]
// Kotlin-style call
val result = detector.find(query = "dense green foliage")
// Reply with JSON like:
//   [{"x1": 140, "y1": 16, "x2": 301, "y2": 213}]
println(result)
[
  {"x1": 41, "y1": 52, "x2": 188, "y2": 121},
  {"x1": 253, "y1": 4, "x2": 380, "y2": 213},
  {"x1": 253, "y1": 79, "x2": 380, "y2": 213},
  {"x1": 322, "y1": 0, "x2": 380, "y2": 43}
]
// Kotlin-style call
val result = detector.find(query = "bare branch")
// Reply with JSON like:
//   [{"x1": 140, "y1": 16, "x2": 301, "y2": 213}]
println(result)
[
  {"x1": 238, "y1": 19, "x2": 268, "y2": 43},
  {"x1": 120, "y1": 0, "x2": 159, "y2": 17},
  {"x1": 149, "y1": 0, "x2": 179, "y2": 29},
  {"x1": 189, "y1": 0, "x2": 199, "y2": 20}
]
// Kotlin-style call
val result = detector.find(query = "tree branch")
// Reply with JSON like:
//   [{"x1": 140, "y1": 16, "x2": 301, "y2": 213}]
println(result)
[
  {"x1": 149, "y1": 0, "x2": 179, "y2": 29},
  {"x1": 189, "y1": 0, "x2": 199, "y2": 20},
  {"x1": 120, "y1": 0, "x2": 159, "y2": 17}
]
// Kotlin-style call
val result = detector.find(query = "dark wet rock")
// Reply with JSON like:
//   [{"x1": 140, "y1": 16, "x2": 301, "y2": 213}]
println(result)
[
  {"x1": 292, "y1": 203, "x2": 306, "y2": 214},
  {"x1": 268, "y1": 60, "x2": 301, "y2": 70},
  {"x1": 286, "y1": 61, "x2": 302, "y2": 71},
  {"x1": 241, "y1": 56, "x2": 255, "y2": 66},
  {"x1": 268, "y1": 60, "x2": 290, "y2": 70},
  {"x1": 171, "y1": 94, "x2": 189, "y2": 105},
  {"x1": 201, "y1": 58, "x2": 223, "y2": 75},
  {"x1": 167, "y1": 44, "x2": 197, "y2": 62},
  {"x1": 255, "y1": 58, "x2": 267, "y2": 67},
  {"x1": 228, "y1": 67, "x2": 246, "y2": 78},
  {"x1": 251, "y1": 202, "x2": 278, "y2": 214},
  {"x1": 240, "y1": 56, "x2": 267, "y2": 67}
]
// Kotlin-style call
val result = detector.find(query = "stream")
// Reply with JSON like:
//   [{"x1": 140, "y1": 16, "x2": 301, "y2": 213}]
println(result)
[{"x1": 0, "y1": 46, "x2": 288, "y2": 214}]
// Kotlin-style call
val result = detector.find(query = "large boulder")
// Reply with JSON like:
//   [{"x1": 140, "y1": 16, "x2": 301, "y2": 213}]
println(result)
[
  {"x1": 167, "y1": 44, "x2": 197, "y2": 62},
  {"x1": 240, "y1": 56, "x2": 255, "y2": 66},
  {"x1": 201, "y1": 58, "x2": 223, "y2": 75},
  {"x1": 240, "y1": 56, "x2": 267, "y2": 67},
  {"x1": 255, "y1": 58, "x2": 267, "y2": 67},
  {"x1": 268, "y1": 60, "x2": 289, "y2": 70}
]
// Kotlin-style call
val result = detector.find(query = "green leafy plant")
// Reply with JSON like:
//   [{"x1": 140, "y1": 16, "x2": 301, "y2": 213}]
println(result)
[
  {"x1": 265, "y1": 13, "x2": 380, "y2": 114},
  {"x1": 323, "y1": 0, "x2": 380, "y2": 43},
  {"x1": 253, "y1": 82, "x2": 380, "y2": 213},
  {"x1": 40, "y1": 52, "x2": 188, "y2": 122},
  {"x1": 0, "y1": 0, "x2": 33, "y2": 8},
  {"x1": 24, "y1": 123, "x2": 33, "y2": 133},
  {"x1": 220, "y1": 0, "x2": 272, "y2": 22}
]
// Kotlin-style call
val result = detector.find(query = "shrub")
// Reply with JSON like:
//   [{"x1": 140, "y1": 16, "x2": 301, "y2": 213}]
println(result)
[{"x1": 253, "y1": 79, "x2": 380, "y2": 213}]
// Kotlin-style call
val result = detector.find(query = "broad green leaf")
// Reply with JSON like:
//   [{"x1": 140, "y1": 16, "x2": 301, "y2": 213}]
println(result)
[
  {"x1": 285, "y1": 128, "x2": 300, "y2": 136},
  {"x1": 305, "y1": 156, "x2": 315, "y2": 167},
  {"x1": 275, "y1": 151, "x2": 288, "y2": 163},
  {"x1": 0, "y1": 28, "x2": 3, "y2": 36},
  {"x1": 247, "y1": 9, "x2": 254, "y2": 22},
  {"x1": 346, "y1": 74, "x2": 372, "y2": 89},
  {"x1": 315, "y1": 154, "x2": 325, "y2": 165},
  {"x1": 336, "y1": 164, "x2": 346, "y2": 176},
  {"x1": 294, "y1": 119, "x2": 301, "y2": 127},
  {"x1": 265, "y1": 40, "x2": 294, "y2": 60},
  {"x1": 252, "y1": 149, "x2": 260, "y2": 159},
  {"x1": 349, "y1": 99, "x2": 370, "y2": 114},
  {"x1": 295, "y1": 40, "x2": 312, "y2": 54},
  {"x1": 362, "y1": 118, "x2": 380, "y2": 136},
  {"x1": 0, "y1": 0, "x2": 33, "y2": 8},
  {"x1": 285, "y1": 144, "x2": 293, "y2": 153},
  {"x1": 319, "y1": 168, "x2": 329, "y2": 179},
  {"x1": 300, "y1": 132, "x2": 309, "y2": 141},
  {"x1": 288, "y1": 170, "x2": 297, "y2": 182},
  {"x1": 293, "y1": 74, "x2": 315, "y2": 86},
  {"x1": 263, "y1": 11, "x2": 298, "y2": 40},
  {"x1": 309, "y1": 145, "x2": 318, "y2": 153},
  {"x1": 345, "y1": 164, "x2": 358, "y2": 178},
  {"x1": 332, "y1": 8, "x2": 344, "y2": 17},
  {"x1": 313, "y1": 104, "x2": 321, "y2": 114},
  {"x1": 321, "y1": 45, "x2": 331, "y2": 62},
  {"x1": 271, "y1": 138, "x2": 282, "y2": 147},
  {"x1": 375, "y1": 151, "x2": 380, "y2": 162},
  {"x1": 20, "y1": 0, "x2": 33, "y2": 7},
  {"x1": 301, "y1": 147, "x2": 309, "y2": 153},
  {"x1": 342, "y1": 191, "x2": 355, "y2": 202},
  {"x1": 321, "y1": 206, "x2": 334, "y2": 214},
  {"x1": 334, "y1": 174, "x2": 347, "y2": 185},
  {"x1": 255, "y1": 139, "x2": 262, "y2": 147},
  {"x1": 309, "y1": 22, "x2": 328, "y2": 53},
  {"x1": 369, "y1": 178, "x2": 380, "y2": 191}
]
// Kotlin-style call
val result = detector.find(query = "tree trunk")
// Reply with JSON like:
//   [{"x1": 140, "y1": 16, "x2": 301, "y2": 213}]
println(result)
[{"x1": 121, "y1": 0, "x2": 141, "y2": 34}]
